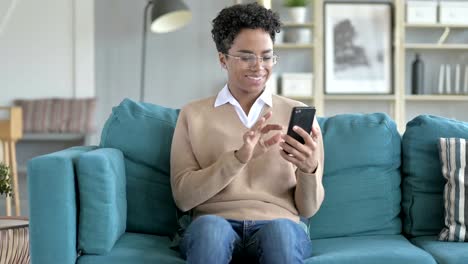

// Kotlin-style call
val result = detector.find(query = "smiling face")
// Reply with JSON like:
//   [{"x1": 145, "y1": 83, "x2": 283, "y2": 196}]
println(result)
[{"x1": 219, "y1": 28, "x2": 274, "y2": 101}]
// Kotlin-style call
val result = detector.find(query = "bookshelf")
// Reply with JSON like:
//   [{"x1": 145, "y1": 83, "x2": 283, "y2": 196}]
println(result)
[
  {"x1": 398, "y1": 0, "x2": 468, "y2": 130},
  {"x1": 255, "y1": 0, "x2": 468, "y2": 132}
]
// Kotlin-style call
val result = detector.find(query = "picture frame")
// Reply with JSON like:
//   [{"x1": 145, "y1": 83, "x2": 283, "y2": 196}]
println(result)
[{"x1": 324, "y1": 2, "x2": 393, "y2": 94}]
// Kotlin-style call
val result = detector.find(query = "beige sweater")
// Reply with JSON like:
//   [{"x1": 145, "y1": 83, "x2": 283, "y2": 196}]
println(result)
[{"x1": 170, "y1": 95, "x2": 324, "y2": 222}]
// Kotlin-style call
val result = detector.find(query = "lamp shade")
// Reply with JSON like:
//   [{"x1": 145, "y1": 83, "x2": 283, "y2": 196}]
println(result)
[{"x1": 150, "y1": 0, "x2": 192, "y2": 33}]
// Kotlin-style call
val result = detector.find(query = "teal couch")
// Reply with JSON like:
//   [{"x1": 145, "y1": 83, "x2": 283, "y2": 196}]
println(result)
[{"x1": 28, "y1": 99, "x2": 468, "y2": 264}]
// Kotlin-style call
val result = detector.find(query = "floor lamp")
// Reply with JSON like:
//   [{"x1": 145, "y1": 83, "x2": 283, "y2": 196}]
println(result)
[{"x1": 140, "y1": 0, "x2": 192, "y2": 102}]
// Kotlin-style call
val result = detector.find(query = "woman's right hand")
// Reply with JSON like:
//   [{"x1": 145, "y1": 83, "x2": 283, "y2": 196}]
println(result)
[{"x1": 234, "y1": 111, "x2": 283, "y2": 163}]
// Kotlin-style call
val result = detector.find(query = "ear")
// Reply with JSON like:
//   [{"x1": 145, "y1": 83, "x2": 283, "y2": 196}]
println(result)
[{"x1": 218, "y1": 52, "x2": 227, "y2": 69}]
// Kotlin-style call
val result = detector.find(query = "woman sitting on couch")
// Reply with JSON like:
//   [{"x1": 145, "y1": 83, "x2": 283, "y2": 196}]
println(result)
[{"x1": 170, "y1": 3, "x2": 325, "y2": 263}]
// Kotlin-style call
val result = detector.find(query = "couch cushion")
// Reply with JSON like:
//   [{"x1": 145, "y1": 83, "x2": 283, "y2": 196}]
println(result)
[
  {"x1": 100, "y1": 98, "x2": 180, "y2": 235},
  {"x1": 438, "y1": 138, "x2": 468, "y2": 242},
  {"x1": 411, "y1": 235, "x2": 468, "y2": 264},
  {"x1": 77, "y1": 148, "x2": 127, "y2": 254},
  {"x1": 402, "y1": 115, "x2": 468, "y2": 237},
  {"x1": 77, "y1": 232, "x2": 184, "y2": 264},
  {"x1": 309, "y1": 113, "x2": 401, "y2": 239},
  {"x1": 307, "y1": 235, "x2": 436, "y2": 264}
]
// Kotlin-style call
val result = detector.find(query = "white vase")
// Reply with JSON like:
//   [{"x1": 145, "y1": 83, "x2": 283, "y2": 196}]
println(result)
[{"x1": 288, "y1": 7, "x2": 307, "y2": 23}]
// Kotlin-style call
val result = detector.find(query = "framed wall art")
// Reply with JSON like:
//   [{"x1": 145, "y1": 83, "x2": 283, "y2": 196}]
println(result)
[{"x1": 324, "y1": 2, "x2": 393, "y2": 94}]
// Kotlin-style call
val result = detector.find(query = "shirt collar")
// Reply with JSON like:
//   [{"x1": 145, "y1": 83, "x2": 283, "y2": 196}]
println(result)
[{"x1": 214, "y1": 84, "x2": 273, "y2": 108}]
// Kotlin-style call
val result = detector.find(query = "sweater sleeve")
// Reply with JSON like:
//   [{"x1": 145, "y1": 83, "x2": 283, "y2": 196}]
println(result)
[
  {"x1": 170, "y1": 108, "x2": 246, "y2": 212},
  {"x1": 294, "y1": 119, "x2": 325, "y2": 218}
]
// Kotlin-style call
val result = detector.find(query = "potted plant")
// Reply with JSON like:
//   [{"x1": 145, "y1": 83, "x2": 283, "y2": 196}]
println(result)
[
  {"x1": 0, "y1": 162, "x2": 13, "y2": 197},
  {"x1": 284, "y1": 0, "x2": 310, "y2": 23},
  {"x1": 283, "y1": 0, "x2": 312, "y2": 43}
]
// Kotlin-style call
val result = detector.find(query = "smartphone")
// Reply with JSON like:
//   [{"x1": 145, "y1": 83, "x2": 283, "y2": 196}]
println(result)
[{"x1": 286, "y1": 106, "x2": 316, "y2": 145}]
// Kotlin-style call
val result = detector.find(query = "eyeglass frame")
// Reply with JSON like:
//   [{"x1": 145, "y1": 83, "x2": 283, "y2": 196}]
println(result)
[{"x1": 223, "y1": 52, "x2": 279, "y2": 68}]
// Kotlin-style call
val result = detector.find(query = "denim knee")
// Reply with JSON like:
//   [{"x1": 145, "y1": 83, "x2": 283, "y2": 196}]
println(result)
[
  {"x1": 254, "y1": 218, "x2": 312, "y2": 263},
  {"x1": 180, "y1": 215, "x2": 239, "y2": 262}
]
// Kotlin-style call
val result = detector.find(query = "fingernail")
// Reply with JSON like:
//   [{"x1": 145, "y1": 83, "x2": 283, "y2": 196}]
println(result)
[{"x1": 293, "y1": 126, "x2": 298, "y2": 130}]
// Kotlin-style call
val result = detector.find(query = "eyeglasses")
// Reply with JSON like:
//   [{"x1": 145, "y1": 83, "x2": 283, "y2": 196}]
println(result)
[{"x1": 224, "y1": 53, "x2": 278, "y2": 68}]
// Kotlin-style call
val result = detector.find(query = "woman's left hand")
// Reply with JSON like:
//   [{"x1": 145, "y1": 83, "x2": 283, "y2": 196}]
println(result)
[{"x1": 279, "y1": 124, "x2": 321, "y2": 174}]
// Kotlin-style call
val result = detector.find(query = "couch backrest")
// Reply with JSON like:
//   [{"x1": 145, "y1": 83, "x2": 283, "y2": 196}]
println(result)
[
  {"x1": 100, "y1": 99, "x2": 404, "y2": 239},
  {"x1": 309, "y1": 113, "x2": 402, "y2": 239},
  {"x1": 401, "y1": 115, "x2": 468, "y2": 237},
  {"x1": 100, "y1": 99, "x2": 180, "y2": 236}
]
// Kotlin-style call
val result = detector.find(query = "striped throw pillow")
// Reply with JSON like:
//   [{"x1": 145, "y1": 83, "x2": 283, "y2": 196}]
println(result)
[
  {"x1": 14, "y1": 98, "x2": 96, "y2": 133},
  {"x1": 438, "y1": 137, "x2": 468, "y2": 242}
]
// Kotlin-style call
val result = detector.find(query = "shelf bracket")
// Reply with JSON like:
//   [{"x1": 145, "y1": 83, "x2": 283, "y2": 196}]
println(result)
[{"x1": 437, "y1": 27, "x2": 451, "y2": 45}]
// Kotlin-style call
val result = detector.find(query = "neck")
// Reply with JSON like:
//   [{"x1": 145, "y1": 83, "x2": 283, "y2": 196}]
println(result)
[{"x1": 228, "y1": 87, "x2": 264, "y2": 115}]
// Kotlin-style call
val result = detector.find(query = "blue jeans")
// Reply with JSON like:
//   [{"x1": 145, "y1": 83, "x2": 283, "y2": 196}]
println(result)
[{"x1": 180, "y1": 215, "x2": 312, "y2": 264}]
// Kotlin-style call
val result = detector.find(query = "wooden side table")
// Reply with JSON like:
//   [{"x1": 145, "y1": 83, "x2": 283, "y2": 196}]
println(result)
[
  {"x1": 0, "y1": 217, "x2": 29, "y2": 264},
  {"x1": 0, "y1": 106, "x2": 23, "y2": 216}
]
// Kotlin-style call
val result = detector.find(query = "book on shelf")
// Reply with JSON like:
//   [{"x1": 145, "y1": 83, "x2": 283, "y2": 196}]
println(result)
[
  {"x1": 438, "y1": 64, "x2": 445, "y2": 94},
  {"x1": 445, "y1": 64, "x2": 451, "y2": 94},
  {"x1": 464, "y1": 65, "x2": 468, "y2": 94}
]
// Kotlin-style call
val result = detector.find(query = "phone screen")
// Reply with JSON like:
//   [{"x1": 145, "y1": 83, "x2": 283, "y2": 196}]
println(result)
[{"x1": 286, "y1": 106, "x2": 316, "y2": 145}]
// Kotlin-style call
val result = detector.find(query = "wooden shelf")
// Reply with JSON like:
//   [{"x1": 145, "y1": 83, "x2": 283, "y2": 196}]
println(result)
[
  {"x1": 324, "y1": 95, "x2": 396, "y2": 101},
  {"x1": 405, "y1": 95, "x2": 468, "y2": 101},
  {"x1": 405, "y1": 44, "x2": 468, "y2": 50},
  {"x1": 21, "y1": 133, "x2": 86, "y2": 141},
  {"x1": 274, "y1": 43, "x2": 314, "y2": 49},
  {"x1": 284, "y1": 96, "x2": 314, "y2": 101},
  {"x1": 282, "y1": 22, "x2": 314, "y2": 28},
  {"x1": 405, "y1": 23, "x2": 468, "y2": 29}
]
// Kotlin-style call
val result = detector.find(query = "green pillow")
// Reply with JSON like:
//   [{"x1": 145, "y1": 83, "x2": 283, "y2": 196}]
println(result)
[{"x1": 77, "y1": 148, "x2": 127, "y2": 254}]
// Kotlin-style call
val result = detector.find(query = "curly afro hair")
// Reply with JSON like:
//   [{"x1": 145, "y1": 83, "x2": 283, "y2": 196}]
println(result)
[{"x1": 211, "y1": 3, "x2": 281, "y2": 54}]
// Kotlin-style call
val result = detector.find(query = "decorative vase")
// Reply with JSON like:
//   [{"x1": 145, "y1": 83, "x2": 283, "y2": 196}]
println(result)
[
  {"x1": 288, "y1": 7, "x2": 307, "y2": 23},
  {"x1": 411, "y1": 53, "x2": 424, "y2": 95}
]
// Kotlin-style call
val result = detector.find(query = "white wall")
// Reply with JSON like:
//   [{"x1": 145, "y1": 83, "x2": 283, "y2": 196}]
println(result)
[
  {"x1": 74, "y1": 0, "x2": 95, "y2": 98},
  {"x1": 0, "y1": 0, "x2": 95, "y2": 106},
  {"x1": 94, "y1": 0, "x2": 231, "y2": 142}
]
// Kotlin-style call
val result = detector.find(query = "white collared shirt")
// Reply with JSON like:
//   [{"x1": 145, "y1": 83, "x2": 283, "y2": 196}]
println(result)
[{"x1": 214, "y1": 84, "x2": 273, "y2": 128}]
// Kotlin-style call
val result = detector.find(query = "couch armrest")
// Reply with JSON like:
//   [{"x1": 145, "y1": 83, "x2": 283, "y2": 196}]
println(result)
[{"x1": 28, "y1": 146, "x2": 97, "y2": 264}]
